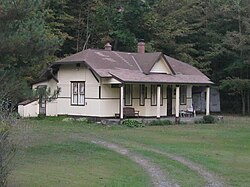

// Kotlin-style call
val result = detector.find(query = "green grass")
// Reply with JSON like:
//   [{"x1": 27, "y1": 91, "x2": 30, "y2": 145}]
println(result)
[
  {"x1": 9, "y1": 116, "x2": 250, "y2": 187},
  {"x1": 10, "y1": 141, "x2": 150, "y2": 187}
]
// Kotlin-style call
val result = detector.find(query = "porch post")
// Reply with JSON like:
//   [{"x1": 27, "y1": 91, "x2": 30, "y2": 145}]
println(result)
[
  {"x1": 157, "y1": 85, "x2": 161, "y2": 118},
  {"x1": 206, "y1": 86, "x2": 210, "y2": 116},
  {"x1": 175, "y1": 86, "x2": 180, "y2": 121},
  {"x1": 120, "y1": 85, "x2": 124, "y2": 119}
]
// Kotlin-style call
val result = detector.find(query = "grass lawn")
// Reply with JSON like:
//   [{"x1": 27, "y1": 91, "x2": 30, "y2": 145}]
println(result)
[{"x1": 9, "y1": 116, "x2": 250, "y2": 187}]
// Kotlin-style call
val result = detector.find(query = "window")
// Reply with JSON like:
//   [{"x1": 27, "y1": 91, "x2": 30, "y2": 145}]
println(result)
[
  {"x1": 180, "y1": 86, "x2": 187, "y2": 105},
  {"x1": 160, "y1": 85, "x2": 163, "y2": 106},
  {"x1": 139, "y1": 85, "x2": 147, "y2": 106},
  {"x1": 124, "y1": 84, "x2": 132, "y2": 106},
  {"x1": 151, "y1": 85, "x2": 163, "y2": 106},
  {"x1": 151, "y1": 85, "x2": 157, "y2": 106},
  {"x1": 71, "y1": 82, "x2": 85, "y2": 105}
]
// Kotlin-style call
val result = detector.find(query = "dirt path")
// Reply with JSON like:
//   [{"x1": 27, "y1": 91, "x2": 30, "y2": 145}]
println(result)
[
  {"x1": 91, "y1": 140, "x2": 179, "y2": 187},
  {"x1": 142, "y1": 147, "x2": 225, "y2": 187}
]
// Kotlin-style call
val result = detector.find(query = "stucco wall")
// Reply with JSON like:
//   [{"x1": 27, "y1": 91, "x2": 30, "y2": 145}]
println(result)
[{"x1": 56, "y1": 64, "x2": 101, "y2": 116}]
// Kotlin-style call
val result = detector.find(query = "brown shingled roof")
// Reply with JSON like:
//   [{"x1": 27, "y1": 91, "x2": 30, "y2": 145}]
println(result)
[{"x1": 52, "y1": 49, "x2": 212, "y2": 85}]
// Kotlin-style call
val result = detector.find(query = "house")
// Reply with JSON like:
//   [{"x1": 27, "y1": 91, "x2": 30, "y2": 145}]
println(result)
[{"x1": 18, "y1": 41, "x2": 214, "y2": 119}]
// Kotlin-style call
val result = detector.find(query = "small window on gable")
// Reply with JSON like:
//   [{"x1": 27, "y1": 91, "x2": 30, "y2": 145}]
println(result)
[
  {"x1": 180, "y1": 86, "x2": 187, "y2": 105},
  {"x1": 71, "y1": 82, "x2": 85, "y2": 105}
]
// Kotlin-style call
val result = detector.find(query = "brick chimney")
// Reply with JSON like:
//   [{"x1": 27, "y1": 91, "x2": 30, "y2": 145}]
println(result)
[
  {"x1": 137, "y1": 39, "x2": 145, "y2": 53},
  {"x1": 104, "y1": 42, "x2": 112, "y2": 51}
]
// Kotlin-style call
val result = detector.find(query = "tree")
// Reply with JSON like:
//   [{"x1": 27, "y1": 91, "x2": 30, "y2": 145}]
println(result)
[
  {"x1": 220, "y1": 78, "x2": 250, "y2": 115},
  {"x1": 0, "y1": 0, "x2": 64, "y2": 103}
]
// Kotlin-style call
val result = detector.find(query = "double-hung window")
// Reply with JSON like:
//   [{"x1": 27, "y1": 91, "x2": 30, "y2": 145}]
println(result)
[
  {"x1": 151, "y1": 85, "x2": 157, "y2": 106},
  {"x1": 151, "y1": 85, "x2": 163, "y2": 106},
  {"x1": 124, "y1": 84, "x2": 132, "y2": 106},
  {"x1": 71, "y1": 82, "x2": 85, "y2": 105},
  {"x1": 180, "y1": 86, "x2": 187, "y2": 105},
  {"x1": 139, "y1": 84, "x2": 146, "y2": 106}
]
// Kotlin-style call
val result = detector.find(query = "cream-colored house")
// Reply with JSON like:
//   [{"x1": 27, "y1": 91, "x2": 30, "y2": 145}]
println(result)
[{"x1": 18, "y1": 42, "x2": 213, "y2": 119}]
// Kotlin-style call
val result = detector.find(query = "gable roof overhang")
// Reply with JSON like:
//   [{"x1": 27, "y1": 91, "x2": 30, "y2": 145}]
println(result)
[{"x1": 147, "y1": 53, "x2": 175, "y2": 75}]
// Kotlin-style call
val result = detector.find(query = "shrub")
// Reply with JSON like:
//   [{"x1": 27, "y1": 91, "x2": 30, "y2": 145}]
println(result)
[
  {"x1": 149, "y1": 119, "x2": 173, "y2": 126},
  {"x1": 203, "y1": 115, "x2": 217, "y2": 124},
  {"x1": 194, "y1": 119, "x2": 205, "y2": 124},
  {"x1": 121, "y1": 119, "x2": 145, "y2": 128}
]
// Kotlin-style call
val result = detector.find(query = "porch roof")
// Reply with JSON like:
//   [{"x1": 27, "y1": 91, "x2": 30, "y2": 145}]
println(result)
[{"x1": 109, "y1": 69, "x2": 213, "y2": 85}]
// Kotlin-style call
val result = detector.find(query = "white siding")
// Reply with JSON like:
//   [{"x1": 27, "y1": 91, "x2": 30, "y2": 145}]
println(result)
[
  {"x1": 150, "y1": 57, "x2": 172, "y2": 74},
  {"x1": 56, "y1": 64, "x2": 101, "y2": 116},
  {"x1": 18, "y1": 100, "x2": 39, "y2": 117}
]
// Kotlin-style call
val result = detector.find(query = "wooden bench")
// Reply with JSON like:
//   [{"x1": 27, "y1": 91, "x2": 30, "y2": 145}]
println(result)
[{"x1": 115, "y1": 107, "x2": 139, "y2": 118}]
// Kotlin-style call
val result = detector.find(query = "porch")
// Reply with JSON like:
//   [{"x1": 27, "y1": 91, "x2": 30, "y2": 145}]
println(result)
[{"x1": 115, "y1": 83, "x2": 211, "y2": 120}]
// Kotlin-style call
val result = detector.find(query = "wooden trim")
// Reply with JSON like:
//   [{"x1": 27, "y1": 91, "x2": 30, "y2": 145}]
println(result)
[
  {"x1": 89, "y1": 68, "x2": 100, "y2": 83},
  {"x1": 99, "y1": 86, "x2": 101, "y2": 99}
]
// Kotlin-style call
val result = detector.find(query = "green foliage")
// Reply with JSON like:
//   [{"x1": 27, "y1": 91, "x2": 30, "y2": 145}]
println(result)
[
  {"x1": 0, "y1": 0, "x2": 64, "y2": 104},
  {"x1": 194, "y1": 119, "x2": 205, "y2": 124},
  {"x1": 220, "y1": 78, "x2": 250, "y2": 115},
  {"x1": 121, "y1": 119, "x2": 145, "y2": 128},
  {"x1": 149, "y1": 119, "x2": 173, "y2": 126},
  {"x1": 203, "y1": 115, "x2": 217, "y2": 124},
  {"x1": 1, "y1": 0, "x2": 250, "y2": 114},
  {"x1": 0, "y1": 118, "x2": 16, "y2": 187},
  {"x1": 195, "y1": 115, "x2": 217, "y2": 124}
]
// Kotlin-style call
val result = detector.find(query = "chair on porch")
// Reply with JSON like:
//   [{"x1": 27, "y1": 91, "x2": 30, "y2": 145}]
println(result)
[{"x1": 180, "y1": 105, "x2": 196, "y2": 117}]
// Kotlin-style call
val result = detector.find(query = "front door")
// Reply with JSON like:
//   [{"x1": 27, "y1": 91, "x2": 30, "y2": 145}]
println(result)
[
  {"x1": 39, "y1": 95, "x2": 46, "y2": 115},
  {"x1": 167, "y1": 86, "x2": 172, "y2": 116},
  {"x1": 37, "y1": 85, "x2": 47, "y2": 115}
]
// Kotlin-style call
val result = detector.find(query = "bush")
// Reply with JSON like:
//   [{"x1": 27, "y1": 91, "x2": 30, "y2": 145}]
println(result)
[
  {"x1": 203, "y1": 115, "x2": 217, "y2": 124},
  {"x1": 194, "y1": 119, "x2": 205, "y2": 124},
  {"x1": 149, "y1": 119, "x2": 173, "y2": 126},
  {"x1": 0, "y1": 122, "x2": 16, "y2": 187},
  {"x1": 121, "y1": 119, "x2": 145, "y2": 128}
]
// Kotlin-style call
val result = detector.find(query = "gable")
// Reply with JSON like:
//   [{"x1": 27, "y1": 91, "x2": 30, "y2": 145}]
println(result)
[{"x1": 150, "y1": 57, "x2": 173, "y2": 75}]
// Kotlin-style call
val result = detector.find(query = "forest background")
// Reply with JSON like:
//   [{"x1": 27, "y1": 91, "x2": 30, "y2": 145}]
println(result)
[{"x1": 0, "y1": 0, "x2": 250, "y2": 114}]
